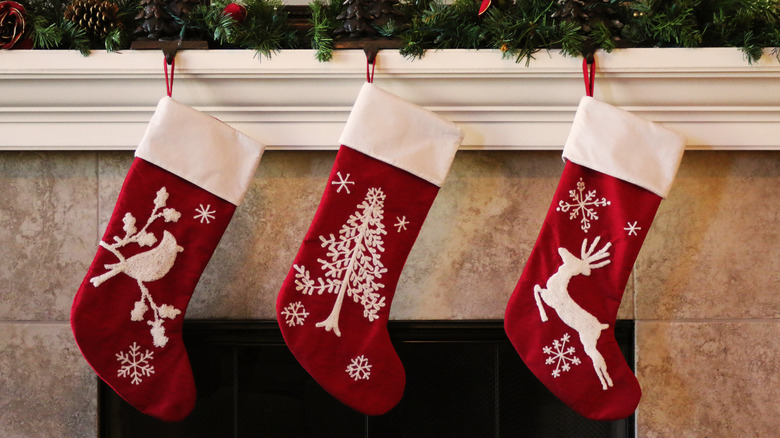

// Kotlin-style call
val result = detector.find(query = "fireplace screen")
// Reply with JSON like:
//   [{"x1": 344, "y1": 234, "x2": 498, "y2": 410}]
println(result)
[{"x1": 99, "y1": 320, "x2": 634, "y2": 437}]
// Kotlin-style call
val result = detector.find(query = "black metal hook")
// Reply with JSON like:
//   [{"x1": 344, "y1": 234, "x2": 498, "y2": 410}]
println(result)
[
  {"x1": 333, "y1": 38, "x2": 403, "y2": 82},
  {"x1": 161, "y1": 39, "x2": 182, "y2": 65},
  {"x1": 364, "y1": 46, "x2": 379, "y2": 65}
]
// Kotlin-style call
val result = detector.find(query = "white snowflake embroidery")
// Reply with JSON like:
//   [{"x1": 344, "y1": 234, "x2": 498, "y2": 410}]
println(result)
[
  {"x1": 90, "y1": 187, "x2": 183, "y2": 348},
  {"x1": 556, "y1": 178, "x2": 611, "y2": 233},
  {"x1": 543, "y1": 333, "x2": 581, "y2": 378},
  {"x1": 624, "y1": 221, "x2": 641, "y2": 236},
  {"x1": 116, "y1": 342, "x2": 155, "y2": 385},
  {"x1": 394, "y1": 216, "x2": 409, "y2": 232},
  {"x1": 346, "y1": 355, "x2": 372, "y2": 381},
  {"x1": 280, "y1": 301, "x2": 310, "y2": 327},
  {"x1": 293, "y1": 187, "x2": 388, "y2": 337},
  {"x1": 331, "y1": 171, "x2": 355, "y2": 194},
  {"x1": 194, "y1": 204, "x2": 216, "y2": 224}
]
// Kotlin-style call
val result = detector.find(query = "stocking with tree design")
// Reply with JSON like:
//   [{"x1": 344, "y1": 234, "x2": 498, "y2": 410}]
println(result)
[{"x1": 276, "y1": 83, "x2": 463, "y2": 415}]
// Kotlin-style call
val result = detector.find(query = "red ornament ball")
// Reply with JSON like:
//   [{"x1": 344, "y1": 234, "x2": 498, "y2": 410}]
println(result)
[{"x1": 223, "y1": 3, "x2": 247, "y2": 23}]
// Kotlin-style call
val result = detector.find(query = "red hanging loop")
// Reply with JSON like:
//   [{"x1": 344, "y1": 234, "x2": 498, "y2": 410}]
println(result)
[
  {"x1": 582, "y1": 57, "x2": 595, "y2": 97},
  {"x1": 164, "y1": 56, "x2": 175, "y2": 97},
  {"x1": 366, "y1": 56, "x2": 376, "y2": 83}
]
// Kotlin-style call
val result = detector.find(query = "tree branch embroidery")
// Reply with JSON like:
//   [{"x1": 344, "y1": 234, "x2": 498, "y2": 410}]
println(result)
[
  {"x1": 90, "y1": 187, "x2": 183, "y2": 348},
  {"x1": 293, "y1": 187, "x2": 389, "y2": 337}
]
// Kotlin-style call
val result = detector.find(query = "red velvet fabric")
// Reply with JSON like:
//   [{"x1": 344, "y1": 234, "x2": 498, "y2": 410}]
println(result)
[
  {"x1": 505, "y1": 161, "x2": 660, "y2": 420},
  {"x1": 71, "y1": 158, "x2": 235, "y2": 421},
  {"x1": 277, "y1": 145, "x2": 439, "y2": 415}
]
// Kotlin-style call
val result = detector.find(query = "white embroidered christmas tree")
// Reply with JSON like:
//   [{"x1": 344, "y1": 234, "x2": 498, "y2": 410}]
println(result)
[{"x1": 294, "y1": 187, "x2": 389, "y2": 337}]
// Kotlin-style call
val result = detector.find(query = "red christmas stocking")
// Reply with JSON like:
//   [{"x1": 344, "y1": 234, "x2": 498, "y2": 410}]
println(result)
[
  {"x1": 276, "y1": 83, "x2": 463, "y2": 415},
  {"x1": 505, "y1": 96, "x2": 685, "y2": 420},
  {"x1": 71, "y1": 97, "x2": 263, "y2": 421}
]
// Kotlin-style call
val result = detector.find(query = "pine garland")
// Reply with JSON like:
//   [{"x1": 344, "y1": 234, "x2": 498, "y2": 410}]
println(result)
[
  {"x1": 622, "y1": 0, "x2": 780, "y2": 63},
  {"x1": 400, "y1": 0, "x2": 486, "y2": 59},
  {"x1": 192, "y1": 0, "x2": 301, "y2": 58},
  {"x1": 482, "y1": 0, "x2": 584, "y2": 64},
  {"x1": 12, "y1": 0, "x2": 780, "y2": 64}
]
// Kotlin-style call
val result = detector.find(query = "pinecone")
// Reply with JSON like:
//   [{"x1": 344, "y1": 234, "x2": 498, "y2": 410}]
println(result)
[
  {"x1": 335, "y1": 0, "x2": 404, "y2": 38},
  {"x1": 64, "y1": 0, "x2": 120, "y2": 39},
  {"x1": 135, "y1": 0, "x2": 202, "y2": 40}
]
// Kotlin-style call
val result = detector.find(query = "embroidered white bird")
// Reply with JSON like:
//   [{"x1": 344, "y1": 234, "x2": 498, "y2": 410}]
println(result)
[{"x1": 90, "y1": 231, "x2": 184, "y2": 287}]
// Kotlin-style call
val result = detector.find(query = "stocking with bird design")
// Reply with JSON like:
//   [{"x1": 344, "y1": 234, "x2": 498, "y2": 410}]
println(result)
[
  {"x1": 504, "y1": 96, "x2": 685, "y2": 420},
  {"x1": 71, "y1": 97, "x2": 264, "y2": 421}
]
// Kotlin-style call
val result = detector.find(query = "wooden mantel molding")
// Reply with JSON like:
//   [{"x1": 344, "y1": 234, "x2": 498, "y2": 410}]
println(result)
[{"x1": 0, "y1": 48, "x2": 778, "y2": 150}]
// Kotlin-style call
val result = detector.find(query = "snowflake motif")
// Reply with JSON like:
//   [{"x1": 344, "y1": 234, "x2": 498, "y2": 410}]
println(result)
[
  {"x1": 394, "y1": 216, "x2": 409, "y2": 232},
  {"x1": 346, "y1": 355, "x2": 372, "y2": 381},
  {"x1": 624, "y1": 221, "x2": 641, "y2": 236},
  {"x1": 116, "y1": 342, "x2": 155, "y2": 385},
  {"x1": 280, "y1": 301, "x2": 309, "y2": 327},
  {"x1": 556, "y1": 178, "x2": 611, "y2": 233},
  {"x1": 543, "y1": 333, "x2": 581, "y2": 378},
  {"x1": 194, "y1": 204, "x2": 216, "y2": 224},
  {"x1": 331, "y1": 171, "x2": 355, "y2": 194}
]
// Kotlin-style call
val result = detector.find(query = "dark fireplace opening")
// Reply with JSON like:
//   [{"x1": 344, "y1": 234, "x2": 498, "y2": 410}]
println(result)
[{"x1": 99, "y1": 320, "x2": 635, "y2": 438}]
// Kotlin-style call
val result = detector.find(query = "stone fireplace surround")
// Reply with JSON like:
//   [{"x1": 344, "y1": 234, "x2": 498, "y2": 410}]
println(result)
[{"x1": 0, "y1": 49, "x2": 777, "y2": 437}]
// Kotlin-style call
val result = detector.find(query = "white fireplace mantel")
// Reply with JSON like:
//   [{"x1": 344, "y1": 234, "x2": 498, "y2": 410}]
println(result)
[{"x1": 1, "y1": 48, "x2": 779, "y2": 150}]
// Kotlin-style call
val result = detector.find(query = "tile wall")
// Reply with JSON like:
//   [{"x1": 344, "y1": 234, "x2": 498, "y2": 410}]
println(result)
[{"x1": 0, "y1": 150, "x2": 777, "y2": 437}]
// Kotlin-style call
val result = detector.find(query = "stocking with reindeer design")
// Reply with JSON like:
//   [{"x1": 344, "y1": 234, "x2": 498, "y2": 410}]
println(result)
[
  {"x1": 276, "y1": 83, "x2": 463, "y2": 415},
  {"x1": 71, "y1": 97, "x2": 264, "y2": 421},
  {"x1": 504, "y1": 96, "x2": 685, "y2": 420}
]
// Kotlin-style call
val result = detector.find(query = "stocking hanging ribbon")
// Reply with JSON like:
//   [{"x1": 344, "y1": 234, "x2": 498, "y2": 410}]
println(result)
[
  {"x1": 164, "y1": 56, "x2": 175, "y2": 97},
  {"x1": 582, "y1": 57, "x2": 595, "y2": 97}
]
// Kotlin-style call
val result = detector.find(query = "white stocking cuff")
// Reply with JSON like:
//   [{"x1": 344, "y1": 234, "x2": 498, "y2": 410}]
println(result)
[
  {"x1": 563, "y1": 96, "x2": 685, "y2": 198},
  {"x1": 339, "y1": 83, "x2": 464, "y2": 187},
  {"x1": 136, "y1": 97, "x2": 265, "y2": 206}
]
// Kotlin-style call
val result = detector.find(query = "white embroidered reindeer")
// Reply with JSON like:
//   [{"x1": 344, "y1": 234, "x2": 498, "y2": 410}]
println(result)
[{"x1": 533, "y1": 236, "x2": 614, "y2": 390}]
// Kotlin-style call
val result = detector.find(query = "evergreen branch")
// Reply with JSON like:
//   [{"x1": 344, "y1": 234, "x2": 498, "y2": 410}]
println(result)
[
  {"x1": 590, "y1": 21, "x2": 617, "y2": 52},
  {"x1": 104, "y1": 27, "x2": 129, "y2": 52},
  {"x1": 30, "y1": 17, "x2": 64, "y2": 50},
  {"x1": 400, "y1": 0, "x2": 486, "y2": 59},
  {"x1": 191, "y1": 1, "x2": 238, "y2": 45},
  {"x1": 484, "y1": 0, "x2": 578, "y2": 64},
  {"x1": 61, "y1": 20, "x2": 92, "y2": 56},
  {"x1": 309, "y1": 0, "x2": 339, "y2": 61},
  {"x1": 556, "y1": 21, "x2": 584, "y2": 58}
]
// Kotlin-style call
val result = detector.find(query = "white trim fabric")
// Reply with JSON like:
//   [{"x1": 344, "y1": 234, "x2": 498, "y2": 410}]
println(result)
[
  {"x1": 136, "y1": 97, "x2": 264, "y2": 206},
  {"x1": 338, "y1": 83, "x2": 464, "y2": 187},
  {"x1": 563, "y1": 96, "x2": 686, "y2": 198}
]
